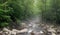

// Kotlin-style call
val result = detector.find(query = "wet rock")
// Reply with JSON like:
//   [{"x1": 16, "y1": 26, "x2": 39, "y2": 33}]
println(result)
[
  {"x1": 0, "y1": 31, "x2": 3, "y2": 35},
  {"x1": 31, "y1": 31, "x2": 35, "y2": 35},
  {"x1": 21, "y1": 23, "x2": 27, "y2": 28},
  {"x1": 47, "y1": 27, "x2": 56, "y2": 35},
  {"x1": 16, "y1": 32, "x2": 27, "y2": 35},
  {"x1": 12, "y1": 29, "x2": 18, "y2": 32},
  {"x1": 47, "y1": 28, "x2": 56, "y2": 33},
  {"x1": 17, "y1": 28, "x2": 28, "y2": 33},
  {"x1": 56, "y1": 29, "x2": 60, "y2": 35},
  {"x1": 3, "y1": 28, "x2": 11, "y2": 32}
]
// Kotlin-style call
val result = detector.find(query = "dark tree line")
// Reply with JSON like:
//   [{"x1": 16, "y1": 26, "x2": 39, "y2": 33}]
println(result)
[{"x1": 41, "y1": 0, "x2": 60, "y2": 24}]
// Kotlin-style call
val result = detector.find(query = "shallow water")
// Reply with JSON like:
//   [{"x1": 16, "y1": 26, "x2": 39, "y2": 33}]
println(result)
[{"x1": 24, "y1": 16, "x2": 44, "y2": 35}]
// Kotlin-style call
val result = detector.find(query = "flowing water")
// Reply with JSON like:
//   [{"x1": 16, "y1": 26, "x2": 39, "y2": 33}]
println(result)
[{"x1": 24, "y1": 16, "x2": 44, "y2": 35}]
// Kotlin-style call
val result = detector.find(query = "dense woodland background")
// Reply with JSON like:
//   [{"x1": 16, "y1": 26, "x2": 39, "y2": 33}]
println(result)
[{"x1": 0, "y1": 0, "x2": 60, "y2": 29}]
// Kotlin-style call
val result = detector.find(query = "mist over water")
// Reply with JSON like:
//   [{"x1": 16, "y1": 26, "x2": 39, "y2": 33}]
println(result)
[{"x1": 22, "y1": 15, "x2": 44, "y2": 35}]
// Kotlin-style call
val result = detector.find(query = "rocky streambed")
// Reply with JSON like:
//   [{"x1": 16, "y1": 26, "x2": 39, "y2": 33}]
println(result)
[{"x1": 0, "y1": 23, "x2": 60, "y2": 35}]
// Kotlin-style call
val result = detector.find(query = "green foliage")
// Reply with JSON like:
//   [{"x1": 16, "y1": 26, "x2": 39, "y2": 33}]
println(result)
[
  {"x1": 41, "y1": 0, "x2": 60, "y2": 23},
  {"x1": 0, "y1": 0, "x2": 11, "y2": 28},
  {"x1": 1, "y1": 0, "x2": 60, "y2": 28},
  {"x1": 0, "y1": 0, "x2": 33, "y2": 28}
]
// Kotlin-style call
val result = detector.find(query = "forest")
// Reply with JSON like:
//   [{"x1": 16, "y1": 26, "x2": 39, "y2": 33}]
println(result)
[{"x1": 0, "y1": 0, "x2": 60, "y2": 35}]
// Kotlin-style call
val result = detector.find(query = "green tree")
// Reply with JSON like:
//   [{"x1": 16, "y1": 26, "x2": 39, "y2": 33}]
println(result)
[{"x1": 0, "y1": 0, "x2": 33, "y2": 29}]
